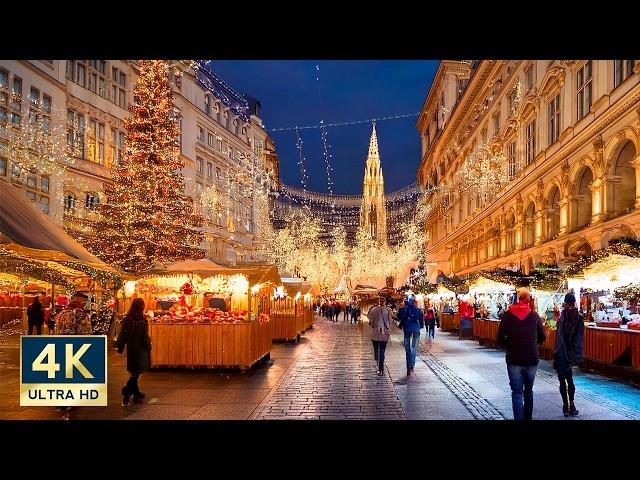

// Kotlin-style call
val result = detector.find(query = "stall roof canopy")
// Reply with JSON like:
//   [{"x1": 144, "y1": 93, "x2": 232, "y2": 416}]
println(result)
[
  {"x1": 144, "y1": 259, "x2": 281, "y2": 286},
  {"x1": 281, "y1": 277, "x2": 312, "y2": 296},
  {"x1": 0, "y1": 181, "x2": 111, "y2": 268}
]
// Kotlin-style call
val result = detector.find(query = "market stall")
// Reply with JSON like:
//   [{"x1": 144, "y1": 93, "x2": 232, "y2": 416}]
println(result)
[
  {"x1": 280, "y1": 277, "x2": 314, "y2": 333},
  {"x1": 133, "y1": 260, "x2": 280, "y2": 369},
  {"x1": 563, "y1": 249, "x2": 640, "y2": 371},
  {"x1": 0, "y1": 181, "x2": 122, "y2": 334}
]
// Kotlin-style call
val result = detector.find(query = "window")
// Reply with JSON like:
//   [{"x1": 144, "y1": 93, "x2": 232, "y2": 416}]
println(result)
[
  {"x1": 13, "y1": 76, "x2": 22, "y2": 96},
  {"x1": 10, "y1": 112, "x2": 20, "y2": 125},
  {"x1": 99, "y1": 61, "x2": 106, "y2": 75},
  {"x1": 119, "y1": 72, "x2": 126, "y2": 87},
  {"x1": 197, "y1": 126, "x2": 205, "y2": 142},
  {"x1": 204, "y1": 95, "x2": 210, "y2": 115},
  {"x1": 119, "y1": 89, "x2": 126, "y2": 108},
  {"x1": 76, "y1": 63, "x2": 85, "y2": 87},
  {"x1": 40, "y1": 176, "x2": 49, "y2": 193},
  {"x1": 118, "y1": 131, "x2": 125, "y2": 164},
  {"x1": 576, "y1": 61, "x2": 592, "y2": 121},
  {"x1": 508, "y1": 87, "x2": 518, "y2": 115},
  {"x1": 85, "y1": 193, "x2": 99, "y2": 210},
  {"x1": 0, "y1": 68, "x2": 8, "y2": 88},
  {"x1": 30, "y1": 87, "x2": 40, "y2": 106},
  {"x1": 614, "y1": 60, "x2": 635, "y2": 88},
  {"x1": 89, "y1": 73, "x2": 97, "y2": 92},
  {"x1": 98, "y1": 123, "x2": 105, "y2": 163},
  {"x1": 66, "y1": 61, "x2": 74, "y2": 80},
  {"x1": 0, "y1": 107, "x2": 6, "y2": 123},
  {"x1": 197, "y1": 157, "x2": 204, "y2": 174},
  {"x1": 207, "y1": 162, "x2": 213, "y2": 177},
  {"x1": 207, "y1": 132, "x2": 213, "y2": 147},
  {"x1": 525, "y1": 120, "x2": 536, "y2": 165},
  {"x1": 64, "y1": 193, "x2": 76, "y2": 212},
  {"x1": 0, "y1": 156, "x2": 6, "y2": 176},
  {"x1": 217, "y1": 137, "x2": 223, "y2": 152},
  {"x1": 548, "y1": 94, "x2": 561, "y2": 145},
  {"x1": 493, "y1": 111, "x2": 500, "y2": 135},
  {"x1": 215, "y1": 166, "x2": 221, "y2": 179},
  {"x1": 507, "y1": 141, "x2": 517, "y2": 178},
  {"x1": 42, "y1": 94, "x2": 51, "y2": 113},
  {"x1": 525, "y1": 65, "x2": 533, "y2": 91}
]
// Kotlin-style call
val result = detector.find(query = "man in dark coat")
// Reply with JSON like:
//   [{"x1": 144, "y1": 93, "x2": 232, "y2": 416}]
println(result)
[
  {"x1": 553, "y1": 292, "x2": 584, "y2": 417},
  {"x1": 27, "y1": 296, "x2": 45, "y2": 335},
  {"x1": 497, "y1": 288, "x2": 546, "y2": 420}
]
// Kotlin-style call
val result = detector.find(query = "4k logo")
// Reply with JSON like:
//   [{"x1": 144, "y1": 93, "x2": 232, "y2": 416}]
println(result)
[{"x1": 20, "y1": 336, "x2": 107, "y2": 406}]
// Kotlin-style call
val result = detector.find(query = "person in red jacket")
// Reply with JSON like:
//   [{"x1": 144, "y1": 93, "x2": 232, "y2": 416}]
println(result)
[
  {"x1": 497, "y1": 288, "x2": 546, "y2": 421},
  {"x1": 458, "y1": 295, "x2": 475, "y2": 340}
]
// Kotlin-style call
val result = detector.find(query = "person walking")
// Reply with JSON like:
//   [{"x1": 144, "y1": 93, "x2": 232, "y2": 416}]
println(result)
[
  {"x1": 27, "y1": 296, "x2": 44, "y2": 335},
  {"x1": 116, "y1": 298, "x2": 152, "y2": 407},
  {"x1": 351, "y1": 304, "x2": 359, "y2": 323},
  {"x1": 553, "y1": 292, "x2": 584, "y2": 417},
  {"x1": 335, "y1": 302, "x2": 342, "y2": 323},
  {"x1": 398, "y1": 296, "x2": 424, "y2": 376},
  {"x1": 458, "y1": 295, "x2": 475, "y2": 340},
  {"x1": 497, "y1": 288, "x2": 546, "y2": 421},
  {"x1": 344, "y1": 303, "x2": 350, "y2": 322},
  {"x1": 368, "y1": 297, "x2": 392, "y2": 375},
  {"x1": 425, "y1": 307, "x2": 436, "y2": 340}
]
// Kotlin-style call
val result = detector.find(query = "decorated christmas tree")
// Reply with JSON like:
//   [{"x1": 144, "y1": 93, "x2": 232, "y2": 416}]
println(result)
[{"x1": 89, "y1": 60, "x2": 204, "y2": 274}]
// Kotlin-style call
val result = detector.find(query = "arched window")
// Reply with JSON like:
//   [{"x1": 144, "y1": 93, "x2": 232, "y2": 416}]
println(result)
[
  {"x1": 204, "y1": 94, "x2": 211, "y2": 115},
  {"x1": 546, "y1": 186, "x2": 561, "y2": 239},
  {"x1": 524, "y1": 202, "x2": 535, "y2": 248},
  {"x1": 64, "y1": 193, "x2": 76, "y2": 212},
  {"x1": 610, "y1": 140, "x2": 637, "y2": 217},
  {"x1": 85, "y1": 192, "x2": 99, "y2": 211},
  {"x1": 571, "y1": 167, "x2": 593, "y2": 231}
]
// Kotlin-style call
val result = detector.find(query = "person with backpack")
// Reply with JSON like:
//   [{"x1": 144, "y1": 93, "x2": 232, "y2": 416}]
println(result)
[
  {"x1": 497, "y1": 288, "x2": 546, "y2": 421},
  {"x1": 553, "y1": 292, "x2": 584, "y2": 417},
  {"x1": 425, "y1": 307, "x2": 436, "y2": 340},
  {"x1": 368, "y1": 296, "x2": 392, "y2": 375},
  {"x1": 398, "y1": 295, "x2": 424, "y2": 376}
]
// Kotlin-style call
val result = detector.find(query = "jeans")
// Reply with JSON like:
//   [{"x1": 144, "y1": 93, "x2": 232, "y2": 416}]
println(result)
[
  {"x1": 558, "y1": 368, "x2": 575, "y2": 405},
  {"x1": 507, "y1": 364, "x2": 538, "y2": 420},
  {"x1": 372, "y1": 340, "x2": 388, "y2": 372},
  {"x1": 428, "y1": 324, "x2": 435, "y2": 338},
  {"x1": 404, "y1": 331, "x2": 420, "y2": 369}
]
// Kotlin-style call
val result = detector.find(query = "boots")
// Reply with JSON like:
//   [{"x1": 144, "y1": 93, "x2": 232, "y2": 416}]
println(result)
[
  {"x1": 569, "y1": 402, "x2": 579, "y2": 416},
  {"x1": 122, "y1": 386, "x2": 131, "y2": 407},
  {"x1": 562, "y1": 404, "x2": 569, "y2": 417}
]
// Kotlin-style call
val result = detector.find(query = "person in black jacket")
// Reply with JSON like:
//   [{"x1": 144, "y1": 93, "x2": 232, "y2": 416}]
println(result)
[
  {"x1": 116, "y1": 298, "x2": 152, "y2": 406},
  {"x1": 553, "y1": 292, "x2": 584, "y2": 417},
  {"x1": 497, "y1": 288, "x2": 546, "y2": 421},
  {"x1": 27, "y1": 296, "x2": 44, "y2": 335}
]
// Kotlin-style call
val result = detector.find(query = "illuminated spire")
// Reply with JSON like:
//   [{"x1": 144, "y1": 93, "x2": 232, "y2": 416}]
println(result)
[{"x1": 366, "y1": 122, "x2": 380, "y2": 167}]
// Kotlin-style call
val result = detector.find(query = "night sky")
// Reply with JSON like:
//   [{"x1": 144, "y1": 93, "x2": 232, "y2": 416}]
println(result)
[{"x1": 211, "y1": 60, "x2": 439, "y2": 195}]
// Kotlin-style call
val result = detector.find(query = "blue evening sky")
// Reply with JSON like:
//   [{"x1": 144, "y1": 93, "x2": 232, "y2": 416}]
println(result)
[{"x1": 211, "y1": 60, "x2": 439, "y2": 195}]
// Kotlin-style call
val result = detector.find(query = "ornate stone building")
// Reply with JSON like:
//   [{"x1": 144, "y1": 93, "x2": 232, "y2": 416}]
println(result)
[
  {"x1": 271, "y1": 124, "x2": 418, "y2": 247},
  {"x1": 0, "y1": 60, "x2": 277, "y2": 265},
  {"x1": 417, "y1": 60, "x2": 640, "y2": 281}
]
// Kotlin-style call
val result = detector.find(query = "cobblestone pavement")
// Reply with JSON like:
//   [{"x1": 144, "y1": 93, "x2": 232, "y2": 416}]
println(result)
[
  {"x1": 3, "y1": 315, "x2": 640, "y2": 420},
  {"x1": 253, "y1": 319, "x2": 405, "y2": 420}
]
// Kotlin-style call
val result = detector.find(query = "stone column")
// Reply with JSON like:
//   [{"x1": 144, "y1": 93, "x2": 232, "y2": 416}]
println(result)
[
  {"x1": 515, "y1": 222, "x2": 523, "y2": 252},
  {"x1": 534, "y1": 211, "x2": 544, "y2": 245},
  {"x1": 630, "y1": 154, "x2": 640, "y2": 209},
  {"x1": 499, "y1": 215, "x2": 507, "y2": 256},
  {"x1": 559, "y1": 196, "x2": 570, "y2": 236},
  {"x1": 590, "y1": 177, "x2": 605, "y2": 225}
]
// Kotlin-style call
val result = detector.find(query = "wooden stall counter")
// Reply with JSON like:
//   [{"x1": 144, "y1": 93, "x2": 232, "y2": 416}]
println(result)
[
  {"x1": 440, "y1": 312, "x2": 456, "y2": 331},
  {"x1": 584, "y1": 325, "x2": 638, "y2": 367},
  {"x1": 473, "y1": 317, "x2": 500, "y2": 346},
  {"x1": 148, "y1": 320, "x2": 271, "y2": 369}
]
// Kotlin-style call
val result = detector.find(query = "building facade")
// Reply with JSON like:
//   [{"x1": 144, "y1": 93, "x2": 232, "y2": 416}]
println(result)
[
  {"x1": 417, "y1": 60, "x2": 640, "y2": 281},
  {"x1": 271, "y1": 124, "x2": 418, "y2": 247},
  {"x1": 0, "y1": 60, "x2": 277, "y2": 265}
]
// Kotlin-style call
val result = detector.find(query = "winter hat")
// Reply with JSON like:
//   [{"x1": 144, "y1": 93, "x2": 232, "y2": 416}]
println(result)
[{"x1": 564, "y1": 292, "x2": 576, "y2": 304}]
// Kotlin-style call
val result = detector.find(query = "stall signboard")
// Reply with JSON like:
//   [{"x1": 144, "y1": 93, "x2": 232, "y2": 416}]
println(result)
[{"x1": 20, "y1": 336, "x2": 107, "y2": 406}]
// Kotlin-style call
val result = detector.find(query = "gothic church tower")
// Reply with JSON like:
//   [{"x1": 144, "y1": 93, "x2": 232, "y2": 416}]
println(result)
[{"x1": 360, "y1": 123, "x2": 387, "y2": 244}]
